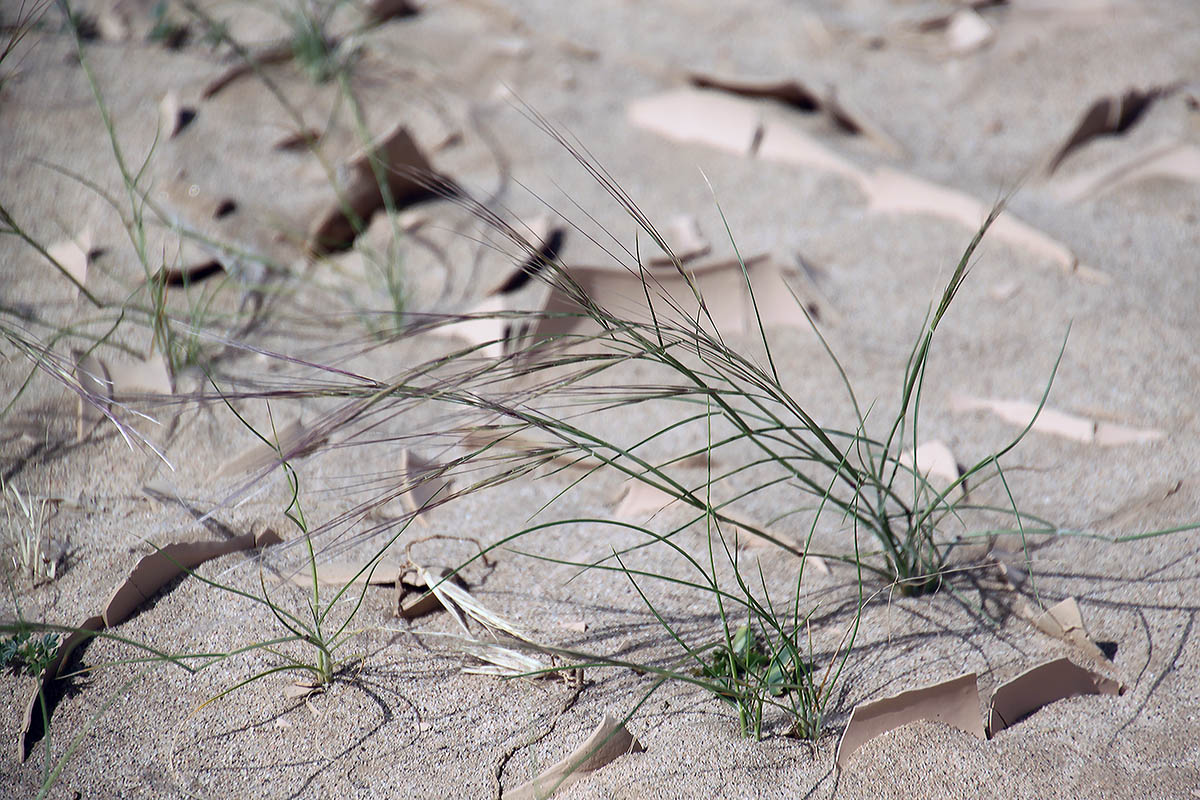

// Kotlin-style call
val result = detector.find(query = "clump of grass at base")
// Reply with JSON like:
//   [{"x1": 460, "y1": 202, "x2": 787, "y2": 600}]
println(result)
[
  {"x1": 2, "y1": 478, "x2": 62, "y2": 584},
  {"x1": 409, "y1": 161, "x2": 1041, "y2": 598},
  {"x1": 286, "y1": 0, "x2": 345, "y2": 84}
]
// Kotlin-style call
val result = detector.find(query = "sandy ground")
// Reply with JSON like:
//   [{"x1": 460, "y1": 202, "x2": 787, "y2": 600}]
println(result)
[{"x1": 2, "y1": 0, "x2": 1200, "y2": 797}]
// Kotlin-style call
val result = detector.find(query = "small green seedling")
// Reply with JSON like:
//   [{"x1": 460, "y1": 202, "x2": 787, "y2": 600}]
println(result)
[{"x1": 1, "y1": 630, "x2": 62, "y2": 678}]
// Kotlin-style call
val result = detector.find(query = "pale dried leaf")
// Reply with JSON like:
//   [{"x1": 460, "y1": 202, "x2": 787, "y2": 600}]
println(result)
[
  {"x1": 96, "y1": 7, "x2": 130, "y2": 41},
  {"x1": 489, "y1": 216, "x2": 564, "y2": 295},
  {"x1": 75, "y1": 351, "x2": 112, "y2": 438},
  {"x1": 836, "y1": 672, "x2": 984, "y2": 766},
  {"x1": 757, "y1": 121, "x2": 864, "y2": 180},
  {"x1": 273, "y1": 128, "x2": 323, "y2": 151},
  {"x1": 397, "y1": 566, "x2": 454, "y2": 619},
  {"x1": 436, "y1": 633, "x2": 550, "y2": 676},
  {"x1": 47, "y1": 228, "x2": 92, "y2": 287},
  {"x1": 686, "y1": 71, "x2": 902, "y2": 155},
  {"x1": 613, "y1": 481, "x2": 680, "y2": 519},
  {"x1": 107, "y1": 354, "x2": 172, "y2": 396},
  {"x1": 1032, "y1": 598, "x2": 1109, "y2": 661},
  {"x1": 432, "y1": 294, "x2": 512, "y2": 359},
  {"x1": 989, "y1": 281, "x2": 1021, "y2": 302},
  {"x1": 531, "y1": 254, "x2": 823, "y2": 344},
  {"x1": 158, "y1": 260, "x2": 225, "y2": 286},
  {"x1": 22, "y1": 530, "x2": 280, "y2": 760},
  {"x1": 946, "y1": 9, "x2": 994, "y2": 54},
  {"x1": 158, "y1": 90, "x2": 195, "y2": 138},
  {"x1": 899, "y1": 440, "x2": 964, "y2": 501},
  {"x1": 283, "y1": 680, "x2": 323, "y2": 700},
  {"x1": 857, "y1": 168, "x2": 1100, "y2": 279},
  {"x1": 804, "y1": 554, "x2": 831, "y2": 575},
  {"x1": 1054, "y1": 140, "x2": 1200, "y2": 202},
  {"x1": 104, "y1": 529, "x2": 282, "y2": 626},
  {"x1": 951, "y1": 395, "x2": 1164, "y2": 445},
  {"x1": 987, "y1": 657, "x2": 1123, "y2": 736},
  {"x1": 648, "y1": 214, "x2": 710, "y2": 266},
  {"x1": 423, "y1": 566, "x2": 535, "y2": 643},
  {"x1": 627, "y1": 88, "x2": 763, "y2": 156},
  {"x1": 284, "y1": 559, "x2": 402, "y2": 588},
  {"x1": 216, "y1": 417, "x2": 327, "y2": 477},
  {"x1": 507, "y1": 715, "x2": 644, "y2": 800},
  {"x1": 421, "y1": 566, "x2": 471, "y2": 633},
  {"x1": 201, "y1": 42, "x2": 297, "y2": 99},
  {"x1": 395, "y1": 449, "x2": 448, "y2": 518}
]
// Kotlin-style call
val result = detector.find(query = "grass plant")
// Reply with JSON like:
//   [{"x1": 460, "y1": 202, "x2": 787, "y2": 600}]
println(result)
[{"x1": 1, "y1": 478, "x2": 60, "y2": 584}]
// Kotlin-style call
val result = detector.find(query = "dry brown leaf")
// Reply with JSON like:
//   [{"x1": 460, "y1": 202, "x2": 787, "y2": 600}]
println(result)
[
  {"x1": 506, "y1": 714, "x2": 644, "y2": 800},
  {"x1": 396, "y1": 565, "x2": 456, "y2": 619},
  {"x1": 273, "y1": 127, "x2": 323, "y2": 151},
  {"x1": 1031, "y1": 598, "x2": 1109, "y2": 662},
  {"x1": 951, "y1": 395, "x2": 1164, "y2": 445},
  {"x1": 104, "y1": 528, "x2": 283, "y2": 627},
  {"x1": 306, "y1": 125, "x2": 440, "y2": 255},
  {"x1": 158, "y1": 260, "x2": 225, "y2": 286},
  {"x1": 21, "y1": 529, "x2": 280, "y2": 760},
  {"x1": 647, "y1": 214, "x2": 710, "y2": 266},
  {"x1": 687, "y1": 72, "x2": 821, "y2": 111},
  {"x1": 836, "y1": 672, "x2": 984, "y2": 766},
  {"x1": 215, "y1": 417, "x2": 327, "y2": 478},
  {"x1": 1053, "y1": 140, "x2": 1200, "y2": 202},
  {"x1": 1046, "y1": 85, "x2": 1179, "y2": 174},
  {"x1": 489, "y1": 216, "x2": 565, "y2": 295},
  {"x1": 987, "y1": 657, "x2": 1123, "y2": 736},
  {"x1": 201, "y1": 42, "x2": 300, "y2": 99},
  {"x1": 819, "y1": 88, "x2": 905, "y2": 156},
  {"x1": 47, "y1": 228, "x2": 93, "y2": 288},
  {"x1": 627, "y1": 88, "x2": 764, "y2": 156},
  {"x1": 685, "y1": 72, "x2": 902, "y2": 155},
  {"x1": 856, "y1": 168, "x2": 1102, "y2": 280},
  {"x1": 363, "y1": 0, "x2": 420, "y2": 24}
]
